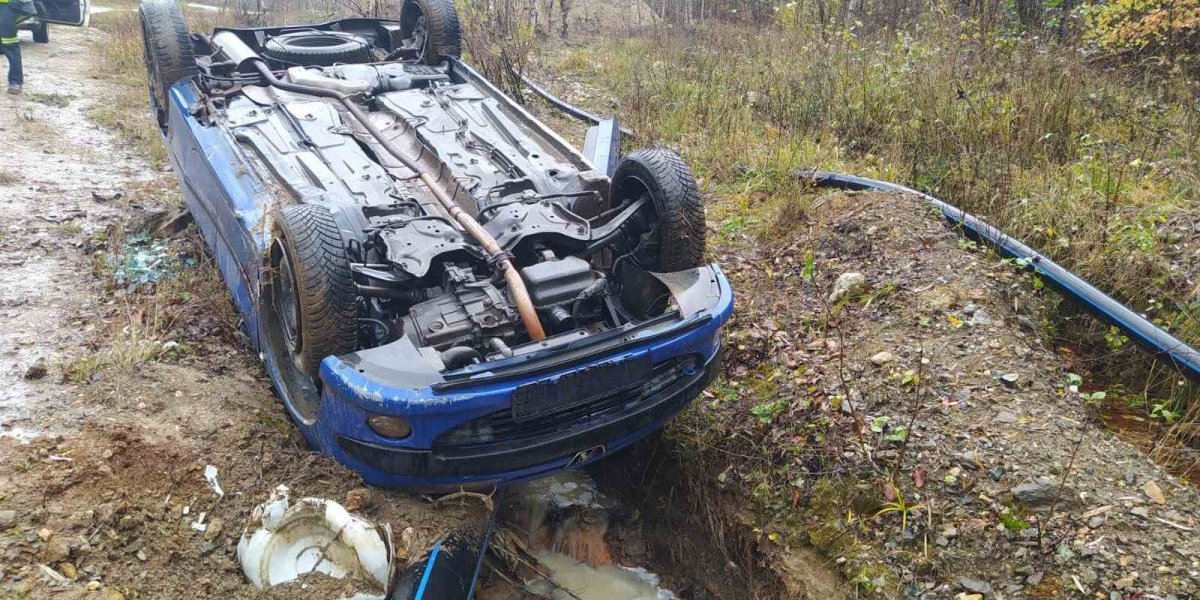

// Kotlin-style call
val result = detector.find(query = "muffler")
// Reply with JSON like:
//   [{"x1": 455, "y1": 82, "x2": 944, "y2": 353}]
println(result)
[{"x1": 211, "y1": 30, "x2": 264, "y2": 73}]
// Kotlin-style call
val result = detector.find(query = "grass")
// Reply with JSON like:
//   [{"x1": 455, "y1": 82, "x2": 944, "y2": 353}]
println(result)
[
  {"x1": 532, "y1": 20, "x2": 1200, "y2": 423},
  {"x1": 87, "y1": 10, "x2": 171, "y2": 167},
  {"x1": 539, "y1": 25, "x2": 1195, "y2": 309},
  {"x1": 25, "y1": 91, "x2": 72, "y2": 108},
  {"x1": 63, "y1": 225, "x2": 237, "y2": 383}
]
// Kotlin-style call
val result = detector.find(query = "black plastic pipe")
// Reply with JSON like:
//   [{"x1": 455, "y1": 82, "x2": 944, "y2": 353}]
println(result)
[
  {"x1": 798, "y1": 170, "x2": 1200, "y2": 384},
  {"x1": 517, "y1": 71, "x2": 634, "y2": 137}
]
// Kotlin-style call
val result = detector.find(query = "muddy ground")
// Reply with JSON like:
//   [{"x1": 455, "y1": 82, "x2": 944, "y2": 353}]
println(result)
[
  {"x1": 696, "y1": 191, "x2": 1200, "y2": 598},
  {"x1": 2, "y1": 18, "x2": 1199, "y2": 600}
]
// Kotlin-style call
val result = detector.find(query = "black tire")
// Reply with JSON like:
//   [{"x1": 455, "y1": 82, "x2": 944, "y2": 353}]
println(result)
[
  {"x1": 400, "y1": 0, "x2": 461, "y2": 65},
  {"x1": 611, "y1": 148, "x2": 706, "y2": 272},
  {"x1": 263, "y1": 31, "x2": 372, "y2": 66},
  {"x1": 266, "y1": 204, "x2": 358, "y2": 379},
  {"x1": 138, "y1": 0, "x2": 196, "y2": 128},
  {"x1": 32, "y1": 22, "x2": 48, "y2": 44}
]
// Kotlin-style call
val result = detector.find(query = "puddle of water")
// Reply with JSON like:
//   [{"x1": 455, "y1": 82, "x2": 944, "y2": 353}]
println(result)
[{"x1": 528, "y1": 552, "x2": 676, "y2": 600}]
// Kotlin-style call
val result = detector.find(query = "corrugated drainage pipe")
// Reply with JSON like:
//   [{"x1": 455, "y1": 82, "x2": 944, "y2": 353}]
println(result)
[{"x1": 797, "y1": 170, "x2": 1200, "y2": 384}]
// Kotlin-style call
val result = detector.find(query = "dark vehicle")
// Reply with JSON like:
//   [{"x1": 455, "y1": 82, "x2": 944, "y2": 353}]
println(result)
[
  {"x1": 20, "y1": 0, "x2": 90, "y2": 43},
  {"x1": 137, "y1": 0, "x2": 732, "y2": 488}
]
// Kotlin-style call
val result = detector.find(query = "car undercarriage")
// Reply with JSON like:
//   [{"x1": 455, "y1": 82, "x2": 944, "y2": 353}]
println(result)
[
  {"x1": 139, "y1": 0, "x2": 732, "y2": 487},
  {"x1": 198, "y1": 20, "x2": 702, "y2": 375}
]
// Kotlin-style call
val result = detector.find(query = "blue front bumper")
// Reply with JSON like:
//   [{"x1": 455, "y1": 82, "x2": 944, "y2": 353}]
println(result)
[{"x1": 300, "y1": 265, "x2": 734, "y2": 489}]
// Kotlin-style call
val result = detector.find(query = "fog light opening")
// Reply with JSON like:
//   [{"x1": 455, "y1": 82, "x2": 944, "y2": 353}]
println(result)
[{"x1": 367, "y1": 415, "x2": 412, "y2": 439}]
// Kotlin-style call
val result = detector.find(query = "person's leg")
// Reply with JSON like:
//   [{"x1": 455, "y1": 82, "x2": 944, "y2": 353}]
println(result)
[{"x1": 0, "y1": 5, "x2": 22, "y2": 91}]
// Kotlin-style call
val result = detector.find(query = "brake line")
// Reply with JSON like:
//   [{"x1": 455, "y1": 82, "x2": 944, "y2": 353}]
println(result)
[
  {"x1": 212, "y1": 32, "x2": 547, "y2": 341},
  {"x1": 799, "y1": 170, "x2": 1200, "y2": 384}
]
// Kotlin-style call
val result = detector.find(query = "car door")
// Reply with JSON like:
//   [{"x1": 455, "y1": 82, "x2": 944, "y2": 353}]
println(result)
[{"x1": 34, "y1": 0, "x2": 89, "y2": 26}]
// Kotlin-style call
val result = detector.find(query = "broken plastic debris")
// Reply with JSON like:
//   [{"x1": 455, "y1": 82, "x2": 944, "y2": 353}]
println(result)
[
  {"x1": 191, "y1": 511, "x2": 208, "y2": 532},
  {"x1": 237, "y1": 485, "x2": 392, "y2": 592},
  {"x1": 203, "y1": 464, "x2": 223, "y2": 497}
]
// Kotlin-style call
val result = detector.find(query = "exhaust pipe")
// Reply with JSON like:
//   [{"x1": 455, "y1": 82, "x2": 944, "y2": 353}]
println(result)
[
  {"x1": 208, "y1": 34, "x2": 547, "y2": 342},
  {"x1": 211, "y1": 31, "x2": 264, "y2": 73}
]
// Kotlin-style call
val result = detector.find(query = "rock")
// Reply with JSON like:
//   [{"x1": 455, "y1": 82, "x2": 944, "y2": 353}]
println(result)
[
  {"x1": 203, "y1": 517, "x2": 223, "y2": 541},
  {"x1": 136, "y1": 549, "x2": 147, "y2": 561},
  {"x1": 994, "y1": 411, "x2": 1019, "y2": 424},
  {"x1": 1130, "y1": 506, "x2": 1150, "y2": 519},
  {"x1": 829, "y1": 272, "x2": 866, "y2": 303},
  {"x1": 999, "y1": 373, "x2": 1020, "y2": 387},
  {"x1": 925, "y1": 287, "x2": 959, "y2": 311},
  {"x1": 870, "y1": 351, "x2": 894, "y2": 366},
  {"x1": 1114, "y1": 574, "x2": 1136, "y2": 589},
  {"x1": 988, "y1": 466, "x2": 1005, "y2": 482},
  {"x1": 954, "y1": 595, "x2": 982, "y2": 600},
  {"x1": 37, "y1": 527, "x2": 53, "y2": 541},
  {"x1": 954, "y1": 452, "x2": 982, "y2": 470},
  {"x1": 959, "y1": 576, "x2": 992, "y2": 594},
  {"x1": 1011, "y1": 477, "x2": 1073, "y2": 508},
  {"x1": 94, "y1": 503, "x2": 117, "y2": 524},
  {"x1": 0, "y1": 509, "x2": 16, "y2": 528},
  {"x1": 969, "y1": 308, "x2": 993, "y2": 326},
  {"x1": 1088, "y1": 515, "x2": 1106, "y2": 529},
  {"x1": 23, "y1": 358, "x2": 48, "y2": 380},
  {"x1": 42, "y1": 536, "x2": 71, "y2": 563},
  {"x1": 1142, "y1": 480, "x2": 1167, "y2": 505},
  {"x1": 104, "y1": 589, "x2": 125, "y2": 600},
  {"x1": 86, "y1": 581, "x2": 101, "y2": 591}
]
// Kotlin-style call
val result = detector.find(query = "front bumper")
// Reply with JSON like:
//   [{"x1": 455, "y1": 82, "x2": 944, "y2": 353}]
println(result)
[{"x1": 302, "y1": 265, "x2": 734, "y2": 489}]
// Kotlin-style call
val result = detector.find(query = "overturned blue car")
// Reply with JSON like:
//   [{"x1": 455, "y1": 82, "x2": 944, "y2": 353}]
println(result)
[{"x1": 138, "y1": 0, "x2": 732, "y2": 488}]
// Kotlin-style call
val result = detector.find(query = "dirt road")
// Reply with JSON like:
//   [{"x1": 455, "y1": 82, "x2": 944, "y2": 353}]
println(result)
[
  {"x1": 0, "y1": 26, "x2": 481, "y2": 599},
  {"x1": 0, "y1": 27, "x2": 150, "y2": 439}
]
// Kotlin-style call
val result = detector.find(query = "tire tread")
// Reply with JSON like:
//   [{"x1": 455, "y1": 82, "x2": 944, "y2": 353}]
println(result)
[
  {"x1": 139, "y1": 0, "x2": 197, "y2": 125},
  {"x1": 275, "y1": 205, "x2": 358, "y2": 376},
  {"x1": 614, "y1": 148, "x2": 707, "y2": 272}
]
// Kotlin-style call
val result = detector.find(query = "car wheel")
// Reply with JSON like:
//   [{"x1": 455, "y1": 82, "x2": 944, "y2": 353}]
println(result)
[
  {"x1": 138, "y1": 0, "x2": 196, "y2": 129},
  {"x1": 610, "y1": 148, "x2": 706, "y2": 272},
  {"x1": 400, "y1": 0, "x2": 461, "y2": 65},
  {"x1": 32, "y1": 22, "x2": 48, "y2": 44},
  {"x1": 262, "y1": 31, "x2": 372, "y2": 66},
  {"x1": 265, "y1": 204, "x2": 359, "y2": 383}
]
